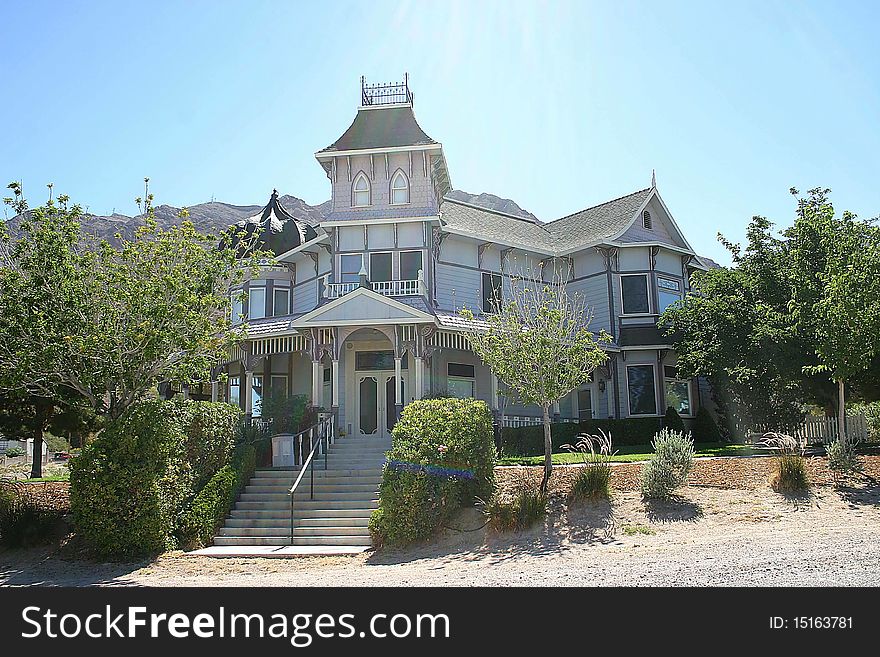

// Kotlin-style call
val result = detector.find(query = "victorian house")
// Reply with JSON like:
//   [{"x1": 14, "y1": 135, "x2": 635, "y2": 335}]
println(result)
[{"x1": 212, "y1": 77, "x2": 711, "y2": 443}]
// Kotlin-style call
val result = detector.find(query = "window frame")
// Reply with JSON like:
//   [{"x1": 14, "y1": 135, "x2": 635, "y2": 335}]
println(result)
[
  {"x1": 390, "y1": 169, "x2": 410, "y2": 205},
  {"x1": 481, "y1": 272, "x2": 503, "y2": 314},
  {"x1": 577, "y1": 386, "x2": 594, "y2": 420},
  {"x1": 626, "y1": 363, "x2": 658, "y2": 416},
  {"x1": 663, "y1": 366, "x2": 693, "y2": 417},
  {"x1": 352, "y1": 172, "x2": 371, "y2": 208},
  {"x1": 399, "y1": 250, "x2": 423, "y2": 281},
  {"x1": 231, "y1": 290, "x2": 244, "y2": 325},
  {"x1": 620, "y1": 273, "x2": 651, "y2": 316},
  {"x1": 657, "y1": 276, "x2": 682, "y2": 314},
  {"x1": 447, "y1": 362, "x2": 476, "y2": 399},
  {"x1": 369, "y1": 251, "x2": 393, "y2": 282},
  {"x1": 272, "y1": 285, "x2": 290, "y2": 317},
  {"x1": 339, "y1": 253, "x2": 364, "y2": 284},
  {"x1": 248, "y1": 285, "x2": 266, "y2": 320}
]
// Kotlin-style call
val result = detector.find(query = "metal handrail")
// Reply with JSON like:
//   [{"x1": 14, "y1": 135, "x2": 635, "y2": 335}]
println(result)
[{"x1": 288, "y1": 414, "x2": 335, "y2": 543}]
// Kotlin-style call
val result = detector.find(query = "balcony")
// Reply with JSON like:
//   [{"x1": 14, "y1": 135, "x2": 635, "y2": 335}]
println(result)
[{"x1": 322, "y1": 276, "x2": 425, "y2": 300}]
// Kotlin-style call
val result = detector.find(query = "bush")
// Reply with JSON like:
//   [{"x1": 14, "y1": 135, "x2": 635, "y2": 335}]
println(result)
[
  {"x1": 3, "y1": 446, "x2": 24, "y2": 458},
  {"x1": 0, "y1": 479, "x2": 64, "y2": 548},
  {"x1": 260, "y1": 390, "x2": 310, "y2": 435},
  {"x1": 849, "y1": 401, "x2": 880, "y2": 442},
  {"x1": 640, "y1": 428, "x2": 694, "y2": 499},
  {"x1": 70, "y1": 399, "x2": 242, "y2": 559},
  {"x1": 370, "y1": 398, "x2": 496, "y2": 547},
  {"x1": 663, "y1": 407, "x2": 685, "y2": 433},
  {"x1": 761, "y1": 433, "x2": 809, "y2": 493},
  {"x1": 826, "y1": 439, "x2": 862, "y2": 484},
  {"x1": 485, "y1": 488, "x2": 547, "y2": 532},
  {"x1": 177, "y1": 443, "x2": 256, "y2": 549},
  {"x1": 500, "y1": 417, "x2": 662, "y2": 456},
  {"x1": 562, "y1": 430, "x2": 614, "y2": 501},
  {"x1": 693, "y1": 406, "x2": 723, "y2": 443}
]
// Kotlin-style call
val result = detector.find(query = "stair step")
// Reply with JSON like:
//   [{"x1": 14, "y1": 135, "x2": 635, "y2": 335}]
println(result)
[
  {"x1": 239, "y1": 492, "x2": 379, "y2": 502},
  {"x1": 213, "y1": 536, "x2": 373, "y2": 547},
  {"x1": 235, "y1": 500, "x2": 378, "y2": 511},
  {"x1": 224, "y1": 517, "x2": 371, "y2": 529},
  {"x1": 245, "y1": 483, "x2": 380, "y2": 493},
  {"x1": 230, "y1": 508, "x2": 374, "y2": 519},
  {"x1": 252, "y1": 468, "x2": 383, "y2": 477}
]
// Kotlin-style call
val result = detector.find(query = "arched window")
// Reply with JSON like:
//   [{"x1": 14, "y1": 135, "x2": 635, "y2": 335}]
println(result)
[
  {"x1": 390, "y1": 170, "x2": 409, "y2": 205},
  {"x1": 643, "y1": 210, "x2": 653, "y2": 230},
  {"x1": 352, "y1": 173, "x2": 371, "y2": 207}
]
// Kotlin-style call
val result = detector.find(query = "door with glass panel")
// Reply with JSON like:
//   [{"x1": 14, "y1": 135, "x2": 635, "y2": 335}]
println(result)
[{"x1": 355, "y1": 351, "x2": 407, "y2": 439}]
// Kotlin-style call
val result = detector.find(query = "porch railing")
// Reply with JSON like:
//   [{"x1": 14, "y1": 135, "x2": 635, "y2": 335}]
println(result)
[
  {"x1": 323, "y1": 278, "x2": 422, "y2": 299},
  {"x1": 288, "y1": 413, "x2": 336, "y2": 544}
]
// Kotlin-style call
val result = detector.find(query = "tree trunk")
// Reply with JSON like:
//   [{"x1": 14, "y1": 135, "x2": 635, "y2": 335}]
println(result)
[
  {"x1": 540, "y1": 403, "x2": 552, "y2": 494},
  {"x1": 837, "y1": 378, "x2": 846, "y2": 443},
  {"x1": 30, "y1": 401, "x2": 52, "y2": 479}
]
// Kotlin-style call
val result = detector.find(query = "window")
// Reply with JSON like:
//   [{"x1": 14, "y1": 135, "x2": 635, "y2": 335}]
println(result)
[
  {"x1": 228, "y1": 376, "x2": 240, "y2": 407},
  {"x1": 400, "y1": 250, "x2": 423, "y2": 281},
  {"x1": 370, "y1": 252, "x2": 393, "y2": 282},
  {"x1": 657, "y1": 277, "x2": 682, "y2": 313},
  {"x1": 627, "y1": 364, "x2": 657, "y2": 415},
  {"x1": 664, "y1": 366, "x2": 692, "y2": 415},
  {"x1": 355, "y1": 351, "x2": 408, "y2": 370},
  {"x1": 340, "y1": 254, "x2": 363, "y2": 283},
  {"x1": 231, "y1": 292, "x2": 244, "y2": 325},
  {"x1": 621, "y1": 274, "x2": 649, "y2": 314},
  {"x1": 272, "y1": 286, "x2": 290, "y2": 317},
  {"x1": 248, "y1": 286, "x2": 266, "y2": 320},
  {"x1": 353, "y1": 173, "x2": 370, "y2": 207},
  {"x1": 482, "y1": 272, "x2": 503, "y2": 313},
  {"x1": 577, "y1": 387, "x2": 593, "y2": 420},
  {"x1": 643, "y1": 210, "x2": 653, "y2": 230},
  {"x1": 390, "y1": 170, "x2": 409, "y2": 205},
  {"x1": 269, "y1": 375, "x2": 288, "y2": 396},
  {"x1": 252, "y1": 375, "x2": 264, "y2": 417},
  {"x1": 447, "y1": 362, "x2": 475, "y2": 399}
]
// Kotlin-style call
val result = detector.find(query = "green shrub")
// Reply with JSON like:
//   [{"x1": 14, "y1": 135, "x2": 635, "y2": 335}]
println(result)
[
  {"x1": 70, "y1": 399, "x2": 242, "y2": 559},
  {"x1": 3, "y1": 446, "x2": 24, "y2": 458},
  {"x1": 693, "y1": 406, "x2": 723, "y2": 443},
  {"x1": 260, "y1": 390, "x2": 310, "y2": 435},
  {"x1": 0, "y1": 480, "x2": 63, "y2": 548},
  {"x1": 640, "y1": 428, "x2": 694, "y2": 499},
  {"x1": 485, "y1": 488, "x2": 547, "y2": 532},
  {"x1": 663, "y1": 407, "x2": 685, "y2": 433},
  {"x1": 370, "y1": 398, "x2": 496, "y2": 547},
  {"x1": 849, "y1": 401, "x2": 880, "y2": 442},
  {"x1": 500, "y1": 417, "x2": 662, "y2": 456},
  {"x1": 826, "y1": 439, "x2": 862, "y2": 484}
]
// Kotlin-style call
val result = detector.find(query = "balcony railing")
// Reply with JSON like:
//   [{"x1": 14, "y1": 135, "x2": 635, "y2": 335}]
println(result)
[{"x1": 322, "y1": 272, "x2": 425, "y2": 300}]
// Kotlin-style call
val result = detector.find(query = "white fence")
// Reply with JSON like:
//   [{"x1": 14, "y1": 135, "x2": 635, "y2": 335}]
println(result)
[
  {"x1": 752, "y1": 414, "x2": 869, "y2": 445},
  {"x1": 501, "y1": 415, "x2": 578, "y2": 428}
]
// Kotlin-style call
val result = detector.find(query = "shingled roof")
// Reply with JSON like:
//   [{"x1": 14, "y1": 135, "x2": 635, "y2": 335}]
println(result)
[
  {"x1": 318, "y1": 106, "x2": 438, "y2": 153},
  {"x1": 439, "y1": 188, "x2": 654, "y2": 253},
  {"x1": 227, "y1": 190, "x2": 320, "y2": 256}
]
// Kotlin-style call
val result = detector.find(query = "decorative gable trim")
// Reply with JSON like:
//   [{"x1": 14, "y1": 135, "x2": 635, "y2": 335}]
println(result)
[{"x1": 291, "y1": 287, "x2": 437, "y2": 328}]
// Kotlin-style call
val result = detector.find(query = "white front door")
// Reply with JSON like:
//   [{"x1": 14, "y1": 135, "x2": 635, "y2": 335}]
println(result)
[{"x1": 356, "y1": 371, "x2": 404, "y2": 439}]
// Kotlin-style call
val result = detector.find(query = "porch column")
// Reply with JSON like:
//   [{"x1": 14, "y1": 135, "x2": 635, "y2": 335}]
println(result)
[
  {"x1": 244, "y1": 370, "x2": 254, "y2": 421},
  {"x1": 413, "y1": 356, "x2": 424, "y2": 400},
  {"x1": 311, "y1": 360, "x2": 322, "y2": 407},
  {"x1": 394, "y1": 356, "x2": 403, "y2": 417},
  {"x1": 210, "y1": 380, "x2": 219, "y2": 402},
  {"x1": 490, "y1": 373, "x2": 499, "y2": 411},
  {"x1": 331, "y1": 359, "x2": 340, "y2": 408}
]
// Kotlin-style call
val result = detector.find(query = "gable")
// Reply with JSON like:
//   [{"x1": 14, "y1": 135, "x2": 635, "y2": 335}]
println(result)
[
  {"x1": 614, "y1": 191, "x2": 693, "y2": 251},
  {"x1": 292, "y1": 288, "x2": 435, "y2": 327}
]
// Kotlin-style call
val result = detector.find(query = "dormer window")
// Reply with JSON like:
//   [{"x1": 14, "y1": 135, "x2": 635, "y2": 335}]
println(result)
[
  {"x1": 390, "y1": 170, "x2": 409, "y2": 205},
  {"x1": 643, "y1": 210, "x2": 653, "y2": 230},
  {"x1": 353, "y1": 173, "x2": 371, "y2": 207}
]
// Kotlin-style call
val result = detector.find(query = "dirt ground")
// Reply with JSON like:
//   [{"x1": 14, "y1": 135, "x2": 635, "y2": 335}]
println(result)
[{"x1": 2, "y1": 455, "x2": 879, "y2": 587}]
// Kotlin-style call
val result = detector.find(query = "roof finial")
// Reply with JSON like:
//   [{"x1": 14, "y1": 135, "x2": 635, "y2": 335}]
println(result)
[{"x1": 651, "y1": 169, "x2": 656, "y2": 188}]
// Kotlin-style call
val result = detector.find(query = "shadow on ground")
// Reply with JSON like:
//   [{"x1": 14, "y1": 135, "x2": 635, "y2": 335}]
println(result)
[{"x1": 643, "y1": 496, "x2": 704, "y2": 523}]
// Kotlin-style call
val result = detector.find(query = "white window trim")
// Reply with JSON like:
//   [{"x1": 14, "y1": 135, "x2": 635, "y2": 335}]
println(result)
[
  {"x1": 389, "y1": 169, "x2": 410, "y2": 206},
  {"x1": 625, "y1": 363, "x2": 659, "y2": 417},
  {"x1": 352, "y1": 172, "x2": 371, "y2": 208},
  {"x1": 481, "y1": 271, "x2": 503, "y2": 314},
  {"x1": 619, "y1": 273, "x2": 653, "y2": 317},
  {"x1": 272, "y1": 285, "x2": 290, "y2": 317},
  {"x1": 447, "y1": 376, "x2": 475, "y2": 399},
  {"x1": 231, "y1": 290, "x2": 244, "y2": 325},
  {"x1": 657, "y1": 276, "x2": 683, "y2": 314},
  {"x1": 399, "y1": 249, "x2": 423, "y2": 281}
]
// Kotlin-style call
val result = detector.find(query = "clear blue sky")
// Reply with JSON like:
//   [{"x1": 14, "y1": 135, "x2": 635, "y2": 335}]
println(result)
[{"x1": 2, "y1": 0, "x2": 878, "y2": 264}]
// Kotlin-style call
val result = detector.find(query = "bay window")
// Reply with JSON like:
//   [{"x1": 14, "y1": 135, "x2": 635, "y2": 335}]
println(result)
[{"x1": 627, "y1": 364, "x2": 657, "y2": 415}]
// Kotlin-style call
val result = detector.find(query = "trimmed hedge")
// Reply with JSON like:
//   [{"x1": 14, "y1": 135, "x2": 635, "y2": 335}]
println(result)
[
  {"x1": 370, "y1": 398, "x2": 496, "y2": 548},
  {"x1": 70, "y1": 399, "x2": 242, "y2": 559},
  {"x1": 500, "y1": 417, "x2": 663, "y2": 456},
  {"x1": 177, "y1": 443, "x2": 256, "y2": 549}
]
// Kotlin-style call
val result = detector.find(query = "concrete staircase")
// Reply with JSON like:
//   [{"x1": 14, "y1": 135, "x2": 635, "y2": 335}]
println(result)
[{"x1": 212, "y1": 436, "x2": 390, "y2": 550}]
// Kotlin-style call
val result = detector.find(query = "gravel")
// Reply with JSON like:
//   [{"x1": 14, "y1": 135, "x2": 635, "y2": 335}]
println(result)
[{"x1": 3, "y1": 479, "x2": 880, "y2": 587}]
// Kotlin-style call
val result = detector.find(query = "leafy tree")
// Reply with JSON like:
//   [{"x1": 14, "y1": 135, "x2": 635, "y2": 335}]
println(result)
[
  {"x1": 0, "y1": 181, "x2": 265, "y2": 424},
  {"x1": 461, "y1": 262, "x2": 609, "y2": 493}
]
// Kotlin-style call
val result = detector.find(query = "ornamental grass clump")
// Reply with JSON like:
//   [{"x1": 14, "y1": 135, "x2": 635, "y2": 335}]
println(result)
[
  {"x1": 761, "y1": 432, "x2": 809, "y2": 492},
  {"x1": 485, "y1": 487, "x2": 547, "y2": 532},
  {"x1": 562, "y1": 429, "x2": 615, "y2": 501},
  {"x1": 640, "y1": 428, "x2": 694, "y2": 500}
]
